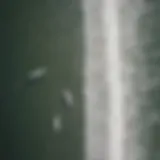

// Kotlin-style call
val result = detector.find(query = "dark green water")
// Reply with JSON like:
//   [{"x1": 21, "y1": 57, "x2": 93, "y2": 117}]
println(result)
[
  {"x1": 0, "y1": 1, "x2": 84, "y2": 160},
  {"x1": 139, "y1": 1, "x2": 160, "y2": 160}
]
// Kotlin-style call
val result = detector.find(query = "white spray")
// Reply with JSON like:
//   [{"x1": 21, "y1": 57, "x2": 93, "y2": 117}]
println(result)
[
  {"x1": 104, "y1": 0, "x2": 125, "y2": 160},
  {"x1": 83, "y1": 0, "x2": 150, "y2": 160}
]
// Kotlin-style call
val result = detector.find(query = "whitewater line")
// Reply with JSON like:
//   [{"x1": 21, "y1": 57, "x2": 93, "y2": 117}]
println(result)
[
  {"x1": 104, "y1": 1, "x2": 125, "y2": 160},
  {"x1": 82, "y1": 0, "x2": 107, "y2": 160}
]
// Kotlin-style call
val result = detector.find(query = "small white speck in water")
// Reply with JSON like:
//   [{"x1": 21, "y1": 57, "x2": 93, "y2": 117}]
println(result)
[
  {"x1": 27, "y1": 66, "x2": 47, "y2": 81},
  {"x1": 52, "y1": 115, "x2": 62, "y2": 133},
  {"x1": 61, "y1": 89, "x2": 74, "y2": 107}
]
